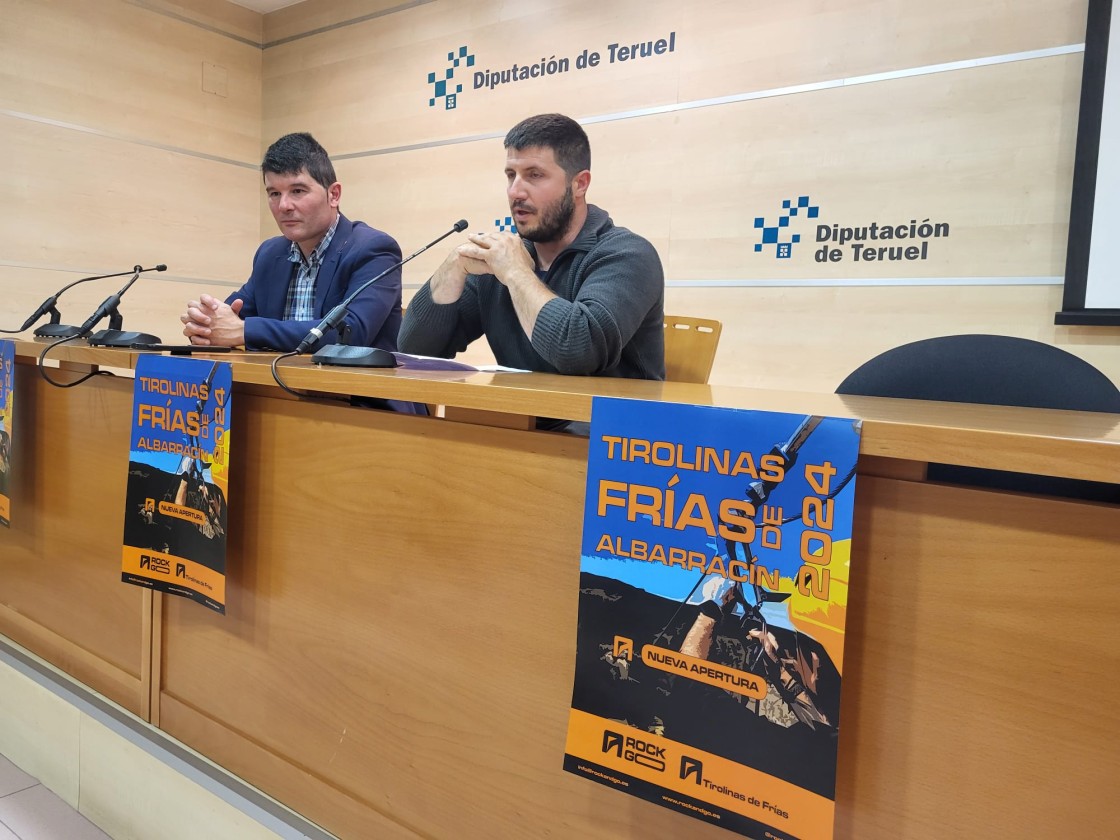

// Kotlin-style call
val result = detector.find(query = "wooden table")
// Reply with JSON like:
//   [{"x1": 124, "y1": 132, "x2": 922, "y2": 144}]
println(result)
[{"x1": 2, "y1": 338, "x2": 1118, "y2": 839}]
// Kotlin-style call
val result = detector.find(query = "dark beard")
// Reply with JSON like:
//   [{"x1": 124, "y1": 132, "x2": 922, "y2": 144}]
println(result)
[{"x1": 516, "y1": 185, "x2": 574, "y2": 243}]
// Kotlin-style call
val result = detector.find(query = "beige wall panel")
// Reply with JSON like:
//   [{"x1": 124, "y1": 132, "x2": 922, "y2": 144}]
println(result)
[
  {"x1": 325, "y1": 119, "x2": 674, "y2": 290},
  {"x1": 417, "y1": 283, "x2": 1120, "y2": 393},
  {"x1": 0, "y1": 266, "x2": 239, "y2": 345},
  {"x1": 664, "y1": 285, "x2": 1120, "y2": 392},
  {"x1": 261, "y1": 0, "x2": 684, "y2": 150},
  {"x1": 327, "y1": 55, "x2": 1081, "y2": 285},
  {"x1": 0, "y1": 0, "x2": 261, "y2": 161},
  {"x1": 105, "y1": 275, "x2": 246, "y2": 343},
  {"x1": 264, "y1": 0, "x2": 425, "y2": 45},
  {"x1": 325, "y1": 49, "x2": 1107, "y2": 391},
  {"x1": 261, "y1": 1, "x2": 1107, "y2": 396},
  {"x1": 664, "y1": 55, "x2": 1082, "y2": 281},
  {"x1": 137, "y1": 0, "x2": 264, "y2": 44},
  {"x1": 333, "y1": 136, "x2": 542, "y2": 284},
  {"x1": 262, "y1": 0, "x2": 1086, "y2": 155},
  {"x1": 1, "y1": 116, "x2": 260, "y2": 279},
  {"x1": 677, "y1": 0, "x2": 1087, "y2": 102}
]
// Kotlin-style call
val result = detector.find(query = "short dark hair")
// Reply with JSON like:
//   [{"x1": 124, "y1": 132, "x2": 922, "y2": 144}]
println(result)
[
  {"x1": 504, "y1": 114, "x2": 590, "y2": 178},
  {"x1": 261, "y1": 132, "x2": 337, "y2": 190}
]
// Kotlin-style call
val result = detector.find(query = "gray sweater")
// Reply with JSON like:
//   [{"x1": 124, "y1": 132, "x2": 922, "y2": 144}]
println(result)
[{"x1": 400, "y1": 205, "x2": 665, "y2": 380}]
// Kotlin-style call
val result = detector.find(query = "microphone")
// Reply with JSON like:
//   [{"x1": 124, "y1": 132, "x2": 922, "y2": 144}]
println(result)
[
  {"x1": 79, "y1": 264, "x2": 168, "y2": 347},
  {"x1": 297, "y1": 220, "x2": 469, "y2": 365},
  {"x1": 22, "y1": 264, "x2": 167, "y2": 338}
]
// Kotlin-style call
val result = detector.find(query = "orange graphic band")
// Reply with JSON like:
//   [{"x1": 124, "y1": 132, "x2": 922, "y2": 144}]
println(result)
[
  {"x1": 565, "y1": 708, "x2": 834, "y2": 839},
  {"x1": 0, "y1": 494, "x2": 9, "y2": 522},
  {"x1": 641, "y1": 644, "x2": 768, "y2": 700},
  {"x1": 121, "y1": 546, "x2": 225, "y2": 604}
]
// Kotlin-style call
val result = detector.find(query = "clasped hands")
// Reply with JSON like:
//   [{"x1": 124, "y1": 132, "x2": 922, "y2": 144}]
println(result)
[
  {"x1": 181, "y1": 294, "x2": 246, "y2": 346},
  {"x1": 454, "y1": 231, "x2": 535, "y2": 286}
]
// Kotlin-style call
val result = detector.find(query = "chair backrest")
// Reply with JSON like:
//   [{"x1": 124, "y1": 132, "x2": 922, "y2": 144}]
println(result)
[
  {"x1": 664, "y1": 315, "x2": 722, "y2": 384},
  {"x1": 837, "y1": 334, "x2": 1120, "y2": 499}
]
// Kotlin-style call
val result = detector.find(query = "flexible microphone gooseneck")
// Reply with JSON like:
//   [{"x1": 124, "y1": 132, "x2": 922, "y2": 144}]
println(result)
[
  {"x1": 80, "y1": 265, "x2": 168, "y2": 347},
  {"x1": 2, "y1": 264, "x2": 167, "y2": 337},
  {"x1": 296, "y1": 219, "x2": 469, "y2": 365}
]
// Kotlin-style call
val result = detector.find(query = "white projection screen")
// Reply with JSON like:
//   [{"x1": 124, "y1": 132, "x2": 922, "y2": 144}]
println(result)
[{"x1": 1058, "y1": 0, "x2": 1120, "y2": 324}]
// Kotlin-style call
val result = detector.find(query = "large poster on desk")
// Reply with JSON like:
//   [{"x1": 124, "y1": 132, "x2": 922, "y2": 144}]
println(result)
[
  {"x1": 564, "y1": 398, "x2": 861, "y2": 839},
  {"x1": 121, "y1": 355, "x2": 232, "y2": 613},
  {"x1": 0, "y1": 340, "x2": 13, "y2": 527}
]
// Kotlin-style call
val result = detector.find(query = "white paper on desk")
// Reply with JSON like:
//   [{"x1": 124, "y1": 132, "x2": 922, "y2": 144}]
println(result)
[
  {"x1": 391, "y1": 353, "x2": 479, "y2": 372},
  {"x1": 390, "y1": 353, "x2": 530, "y2": 373},
  {"x1": 474, "y1": 364, "x2": 531, "y2": 373}
]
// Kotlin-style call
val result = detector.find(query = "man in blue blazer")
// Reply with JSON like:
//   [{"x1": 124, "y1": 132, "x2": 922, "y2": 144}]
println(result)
[{"x1": 181, "y1": 133, "x2": 402, "y2": 352}]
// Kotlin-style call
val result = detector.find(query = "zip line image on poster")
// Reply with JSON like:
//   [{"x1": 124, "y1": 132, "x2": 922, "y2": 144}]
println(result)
[
  {"x1": 121, "y1": 354, "x2": 232, "y2": 613},
  {"x1": 564, "y1": 397, "x2": 862, "y2": 839},
  {"x1": 0, "y1": 340, "x2": 14, "y2": 528}
]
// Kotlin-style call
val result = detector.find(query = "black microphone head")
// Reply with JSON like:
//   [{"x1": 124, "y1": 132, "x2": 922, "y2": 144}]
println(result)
[
  {"x1": 156, "y1": 264, "x2": 167, "y2": 271},
  {"x1": 453, "y1": 219, "x2": 468, "y2": 233}
]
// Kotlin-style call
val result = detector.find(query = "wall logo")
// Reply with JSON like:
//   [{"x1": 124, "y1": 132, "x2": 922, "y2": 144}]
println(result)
[
  {"x1": 494, "y1": 216, "x2": 517, "y2": 233},
  {"x1": 428, "y1": 46, "x2": 475, "y2": 110},
  {"x1": 754, "y1": 196, "x2": 819, "y2": 259},
  {"x1": 753, "y1": 196, "x2": 953, "y2": 263},
  {"x1": 427, "y1": 31, "x2": 676, "y2": 110}
]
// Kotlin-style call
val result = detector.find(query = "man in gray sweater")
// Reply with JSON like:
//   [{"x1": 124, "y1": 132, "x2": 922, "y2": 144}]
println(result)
[{"x1": 399, "y1": 113, "x2": 665, "y2": 382}]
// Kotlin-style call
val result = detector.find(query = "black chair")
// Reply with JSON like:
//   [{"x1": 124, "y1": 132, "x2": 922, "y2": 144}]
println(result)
[{"x1": 837, "y1": 334, "x2": 1120, "y2": 501}]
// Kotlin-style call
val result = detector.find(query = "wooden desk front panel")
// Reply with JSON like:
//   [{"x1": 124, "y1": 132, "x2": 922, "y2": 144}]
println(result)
[
  {"x1": 8, "y1": 342, "x2": 1118, "y2": 838},
  {"x1": 157, "y1": 393, "x2": 730, "y2": 839},
  {"x1": 0, "y1": 362, "x2": 147, "y2": 713},
  {"x1": 837, "y1": 477, "x2": 1120, "y2": 839}
]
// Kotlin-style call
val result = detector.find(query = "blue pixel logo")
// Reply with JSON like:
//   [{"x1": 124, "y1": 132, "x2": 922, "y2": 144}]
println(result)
[
  {"x1": 754, "y1": 196, "x2": 819, "y2": 258},
  {"x1": 494, "y1": 215, "x2": 517, "y2": 233},
  {"x1": 428, "y1": 46, "x2": 475, "y2": 109}
]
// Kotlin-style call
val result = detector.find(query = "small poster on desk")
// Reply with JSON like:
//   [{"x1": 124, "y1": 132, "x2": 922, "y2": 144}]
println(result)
[
  {"x1": 121, "y1": 354, "x2": 232, "y2": 613},
  {"x1": 0, "y1": 340, "x2": 13, "y2": 527},
  {"x1": 564, "y1": 397, "x2": 861, "y2": 839}
]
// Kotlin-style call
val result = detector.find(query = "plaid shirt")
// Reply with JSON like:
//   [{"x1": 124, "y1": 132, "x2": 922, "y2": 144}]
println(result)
[{"x1": 282, "y1": 214, "x2": 339, "y2": 321}]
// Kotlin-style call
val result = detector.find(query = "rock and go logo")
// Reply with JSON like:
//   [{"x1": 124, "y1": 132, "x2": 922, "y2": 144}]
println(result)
[{"x1": 602, "y1": 729, "x2": 666, "y2": 772}]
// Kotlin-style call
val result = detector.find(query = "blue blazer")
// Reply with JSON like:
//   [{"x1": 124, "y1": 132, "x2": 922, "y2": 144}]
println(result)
[{"x1": 226, "y1": 214, "x2": 403, "y2": 352}]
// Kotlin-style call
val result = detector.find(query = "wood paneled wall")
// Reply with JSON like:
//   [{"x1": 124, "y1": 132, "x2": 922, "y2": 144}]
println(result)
[
  {"x1": 3, "y1": 0, "x2": 1117, "y2": 390},
  {"x1": 260, "y1": 0, "x2": 1120, "y2": 389},
  {"x1": 0, "y1": 0, "x2": 262, "y2": 344}
]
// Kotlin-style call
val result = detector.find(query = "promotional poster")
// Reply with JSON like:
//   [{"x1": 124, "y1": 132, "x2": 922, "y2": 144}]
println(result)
[
  {"x1": 564, "y1": 398, "x2": 862, "y2": 839},
  {"x1": 0, "y1": 340, "x2": 13, "y2": 528},
  {"x1": 121, "y1": 355, "x2": 232, "y2": 613}
]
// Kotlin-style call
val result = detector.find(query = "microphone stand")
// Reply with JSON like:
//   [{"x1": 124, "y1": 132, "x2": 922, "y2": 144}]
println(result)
[
  {"x1": 21, "y1": 264, "x2": 168, "y2": 338},
  {"x1": 82, "y1": 266, "x2": 166, "y2": 347},
  {"x1": 302, "y1": 220, "x2": 468, "y2": 367}
]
